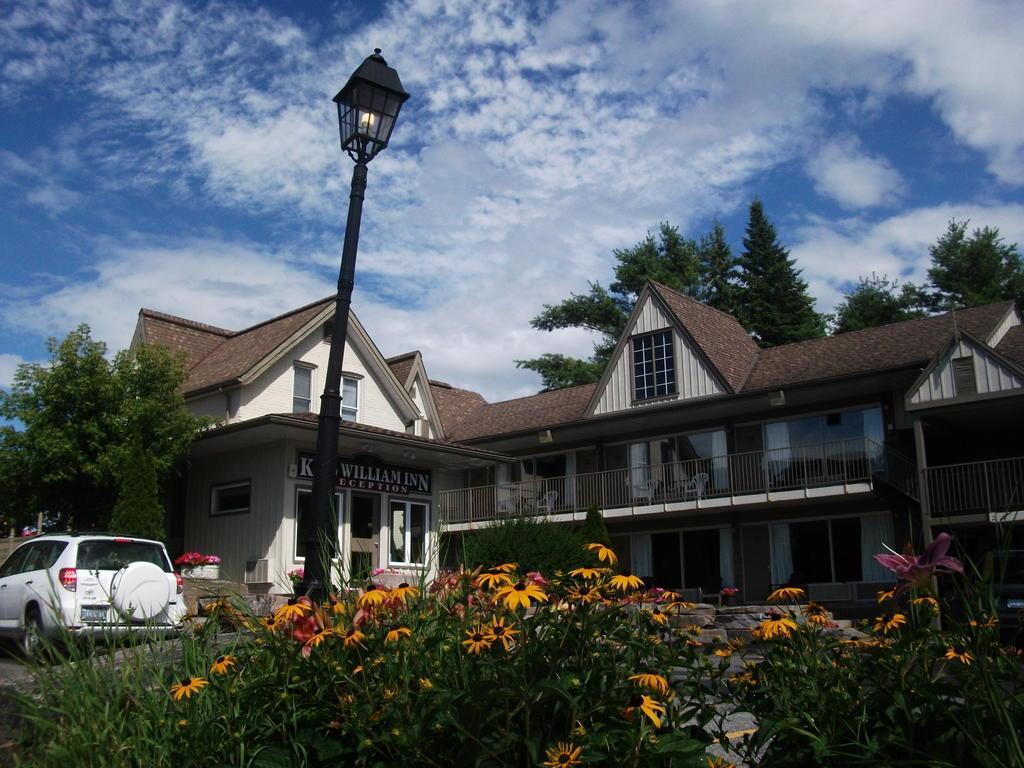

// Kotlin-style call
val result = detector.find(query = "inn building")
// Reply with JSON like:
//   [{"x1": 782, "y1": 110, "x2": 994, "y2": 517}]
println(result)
[{"x1": 135, "y1": 281, "x2": 1024, "y2": 604}]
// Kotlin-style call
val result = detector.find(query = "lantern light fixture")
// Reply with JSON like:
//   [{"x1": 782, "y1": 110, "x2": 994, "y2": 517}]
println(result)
[{"x1": 332, "y1": 48, "x2": 410, "y2": 163}]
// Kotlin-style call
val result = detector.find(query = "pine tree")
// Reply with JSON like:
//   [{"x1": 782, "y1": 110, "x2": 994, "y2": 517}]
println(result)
[
  {"x1": 736, "y1": 200, "x2": 825, "y2": 347},
  {"x1": 109, "y1": 440, "x2": 166, "y2": 541},
  {"x1": 831, "y1": 274, "x2": 927, "y2": 334},
  {"x1": 579, "y1": 505, "x2": 612, "y2": 548},
  {"x1": 927, "y1": 220, "x2": 1024, "y2": 310},
  {"x1": 698, "y1": 220, "x2": 739, "y2": 314}
]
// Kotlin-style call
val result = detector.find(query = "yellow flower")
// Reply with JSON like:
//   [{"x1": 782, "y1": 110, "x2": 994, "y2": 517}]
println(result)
[
  {"x1": 706, "y1": 757, "x2": 737, "y2": 768},
  {"x1": 566, "y1": 585, "x2": 601, "y2": 604},
  {"x1": 876, "y1": 587, "x2": 896, "y2": 604},
  {"x1": 767, "y1": 587, "x2": 805, "y2": 603},
  {"x1": 912, "y1": 596, "x2": 939, "y2": 612},
  {"x1": 969, "y1": 615, "x2": 998, "y2": 629},
  {"x1": 274, "y1": 598, "x2": 311, "y2": 622},
  {"x1": 485, "y1": 616, "x2": 520, "y2": 651},
  {"x1": 585, "y1": 542, "x2": 618, "y2": 566},
  {"x1": 357, "y1": 585, "x2": 388, "y2": 610},
  {"x1": 803, "y1": 601, "x2": 830, "y2": 626},
  {"x1": 390, "y1": 582, "x2": 420, "y2": 601},
  {"x1": 461, "y1": 627, "x2": 493, "y2": 655},
  {"x1": 623, "y1": 693, "x2": 665, "y2": 729},
  {"x1": 170, "y1": 676, "x2": 208, "y2": 701},
  {"x1": 385, "y1": 626, "x2": 413, "y2": 643},
  {"x1": 418, "y1": 677, "x2": 433, "y2": 691},
  {"x1": 656, "y1": 590, "x2": 680, "y2": 602},
  {"x1": 647, "y1": 608, "x2": 669, "y2": 625},
  {"x1": 628, "y1": 673, "x2": 670, "y2": 695},
  {"x1": 729, "y1": 670, "x2": 757, "y2": 687},
  {"x1": 491, "y1": 562, "x2": 519, "y2": 573},
  {"x1": 474, "y1": 571, "x2": 515, "y2": 590},
  {"x1": 260, "y1": 614, "x2": 283, "y2": 633},
  {"x1": 340, "y1": 627, "x2": 366, "y2": 648},
  {"x1": 494, "y1": 581, "x2": 548, "y2": 610},
  {"x1": 664, "y1": 600, "x2": 696, "y2": 611},
  {"x1": 945, "y1": 647, "x2": 974, "y2": 665},
  {"x1": 752, "y1": 614, "x2": 798, "y2": 640},
  {"x1": 568, "y1": 567, "x2": 609, "y2": 580},
  {"x1": 713, "y1": 638, "x2": 746, "y2": 658},
  {"x1": 543, "y1": 741, "x2": 583, "y2": 767},
  {"x1": 873, "y1": 613, "x2": 907, "y2": 634},
  {"x1": 209, "y1": 655, "x2": 236, "y2": 675},
  {"x1": 607, "y1": 572, "x2": 644, "y2": 592}
]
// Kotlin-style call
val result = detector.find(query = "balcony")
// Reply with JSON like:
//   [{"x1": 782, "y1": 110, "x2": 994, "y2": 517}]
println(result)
[
  {"x1": 924, "y1": 456, "x2": 1024, "y2": 522},
  {"x1": 441, "y1": 438, "x2": 909, "y2": 529}
]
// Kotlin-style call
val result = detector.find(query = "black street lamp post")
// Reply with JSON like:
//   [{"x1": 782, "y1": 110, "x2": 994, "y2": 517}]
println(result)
[{"x1": 300, "y1": 50, "x2": 409, "y2": 600}]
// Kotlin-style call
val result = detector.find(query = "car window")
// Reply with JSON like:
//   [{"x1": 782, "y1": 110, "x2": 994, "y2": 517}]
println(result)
[
  {"x1": 40, "y1": 541, "x2": 68, "y2": 569},
  {"x1": 0, "y1": 545, "x2": 30, "y2": 577},
  {"x1": 76, "y1": 540, "x2": 171, "y2": 572},
  {"x1": 18, "y1": 543, "x2": 47, "y2": 573}
]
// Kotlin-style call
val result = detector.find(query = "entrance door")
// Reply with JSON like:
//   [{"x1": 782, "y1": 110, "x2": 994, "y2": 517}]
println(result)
[{"x1": 349, "y1": 493, "x2": 379, "y2": 582}]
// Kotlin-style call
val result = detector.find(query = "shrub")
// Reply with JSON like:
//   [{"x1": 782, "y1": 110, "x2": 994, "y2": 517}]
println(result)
[
  {"x1": 108, "y1": 441, "x2": 165, "y2": 541},
  {"x1": 579, "y1": 504, "x2": 612, "y2": 548},
  {"x1": 462, "y1": 514, "x2": 588, "y2": 574}
]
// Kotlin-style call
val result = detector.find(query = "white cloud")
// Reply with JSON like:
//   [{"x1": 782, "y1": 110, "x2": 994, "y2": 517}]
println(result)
[
  {"x1": 792, "y1": 202, "x2": 1024, "y2": 313},
  {"x1": 807, "y1": 136, "x2": 906, "y2": 209},
  {"x1": 0, "y1": 353, "x2": 26, "y2": 390}
]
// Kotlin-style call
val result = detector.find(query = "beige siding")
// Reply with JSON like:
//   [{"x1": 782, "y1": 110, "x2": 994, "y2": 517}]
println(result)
[
  {"x1": 909, "y1": 338, "x2": 1023, "y2": 404},
  {"x1": 184, "y1": 442, "x2": 287, "y2": 586},
  {"x1": 235, "y1": 328, "x2": 407, "y2": 431},
  {"x1": 188, "y1": 392, "x2": 229, "y2": 423},
  {"x1": 988, "y1": 307, "x2": 1021, "y2": 347},
  {"x1": 593, "y1": 295, "x2": 723, "y2": 415}
]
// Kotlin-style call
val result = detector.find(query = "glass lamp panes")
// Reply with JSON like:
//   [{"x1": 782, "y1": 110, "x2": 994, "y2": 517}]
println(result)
[{"x1": 336, "y1": 84, "x2": 404, "y2": 162}]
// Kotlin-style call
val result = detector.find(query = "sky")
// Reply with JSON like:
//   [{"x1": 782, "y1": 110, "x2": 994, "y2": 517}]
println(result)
[{"x1": 2, "y1": 0, "x2": 1024, "y2": 402}]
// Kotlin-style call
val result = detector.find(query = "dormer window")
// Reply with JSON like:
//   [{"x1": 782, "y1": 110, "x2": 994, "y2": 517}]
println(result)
[
  {"x1": 292, "y1": 364, "x2": 314, "y2": 413},
  {"x1": 633, "y1": 330, "x2": 676, "y2": 401}
]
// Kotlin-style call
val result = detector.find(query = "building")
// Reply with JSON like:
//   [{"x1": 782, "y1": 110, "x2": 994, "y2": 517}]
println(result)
[{"x1": 136, "y1": 281, "x2": 1024, "y2": 604}]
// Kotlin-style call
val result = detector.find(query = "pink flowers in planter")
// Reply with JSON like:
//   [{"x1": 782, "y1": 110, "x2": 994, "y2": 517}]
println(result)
[
  {"x1": 174, "y1": 552, "x2": 221, "y2": 567},
  {"x1": 287, "y1": 567, "x2": 304, "y2": 584},
  {"x1": 874, "y1": 532, "x2": 964, "y2": 596}
]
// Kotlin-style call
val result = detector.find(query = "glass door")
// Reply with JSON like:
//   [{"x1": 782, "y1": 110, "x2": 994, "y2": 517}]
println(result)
[{"x1": 349, "y1": 493, "x2": 379, "y2": 581}]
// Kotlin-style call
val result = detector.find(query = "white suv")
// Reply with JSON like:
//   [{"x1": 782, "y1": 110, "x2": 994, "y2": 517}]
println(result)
[{"x1": 0, "y1": 533, "x2": 187, "y2": 655}]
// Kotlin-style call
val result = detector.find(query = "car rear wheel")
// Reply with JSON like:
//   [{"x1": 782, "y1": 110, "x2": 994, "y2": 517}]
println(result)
[{"x1": 21, "y1": 605, "x2": 42, "y2": 659}]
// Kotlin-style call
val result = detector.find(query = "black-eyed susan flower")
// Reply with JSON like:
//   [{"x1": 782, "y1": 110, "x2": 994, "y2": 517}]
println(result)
[
  {"x1": 494, "y1": 580, "x2": 548, "y2": 610},
  {"x1": 461, "y1": 626, "x2": 493, "y2": 655},
  {"x1": 752, "y1": 613, "x2": 798, "y2": 640},
  {"x1": 340, "y1": 627, "x2": 366, "y2": 648},
  {"x1": 873, "y1": 613, "x2": 907, "y2": 634},
  {"x1": 623, "y1": 693, "x2": 665, "y2": 729},
  {"x1": 275, "y1": 598, "x2": 312, "y2": 622},
  {"x1": 260, "y1": 615, "x2": 282, "y2": 633},
  {"x1": 474, "y1": 571, "x2": 515, "y2": 590},
  {"x1": 418, "y1": 677, "x2": 433, "y2": 691},
  {"x1": 566, "y1": 585, "x2": 601, "y2": 604},
  {"x1": 876, "y1": 587, "x2": 896, "y2": 604},
  {"x1": 306, "y1": 628, "x2": 334, "y2": 650},
  {"x1": 803, "y1": 601, "x2": 830, "y2": 626},
  {"x1": 385, "y1": 626, "x2": 413, "y2": 643},
  {"x1": 568, "y1": 567, "x2": 609, "y2": 580},
  {"x1": 969, "y1": 615, "x2": 998, "y2": 629},
  {"x1": 663, "y1": 600, "x2": 696, "y2": 611},
  {"x1": 729, "y1": 670, "x2": 757, "y2": 688},
  {"x1": 585, "y1": 542, "x2": 618, "y2": 566},
  {"x1": 210, "y1": 655, "x2": 236, "y2": 675},
  {"x1": 945, "y1": 646, "x2": 974, "y2": 665},
  {"x1": 542, "y1": 741, "x2": 583, "y2": 767},
  {"x1": 485, "y1": 616, "x2": 519, "y2": 651},
  {"x1": 390, "y1": 582, "x2": 420, "y2": 601},
  {"x1": 706, "y1": 756, "x2": 737, "y2": 768},
  {"x1": 628, "y1": 673, "x2": 670, "y2": 695},
  {"x1": 646, "y1": 608, "x2": 669, "y2": 625},
  {"x1": 170, "y1": 676, "x2": 209, "y2": 701},
  {"x1": 912, "y1": 595, "x2": 939, "y2": 612},
  {"x1": 492, "y1": 562, "x2": 519, "y2": 573},
  {"x1": 357, "y1": 584, "x2": 388, "y2": 610},
  {"x1": 767, "y1": 586, "x2": 805, "y2": 603},
  {"x1": 608, "y1": 572, "x2": 644, "y2": 592}
]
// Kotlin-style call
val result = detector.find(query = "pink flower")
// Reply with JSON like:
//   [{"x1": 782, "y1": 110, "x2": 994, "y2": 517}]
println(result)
[
  {"x1": 525, "y1": 571, "x2": 549, "y2": 587},
  {"x1": 873, "y1": 533, "x2": 964, "y2": 596},
  {"x1": 721, "y1": 586, "x2": 739, "y2": 597}
]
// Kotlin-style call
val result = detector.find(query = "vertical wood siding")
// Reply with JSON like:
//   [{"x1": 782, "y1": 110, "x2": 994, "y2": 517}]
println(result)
[
  {"x1": 909, "y1": 338, "x2": 1023, "y2": 404},
  {"x1": 593, "y1": 295, "x2": 723, "y2": 415},
  {"x1": 988, "y1": 307, "x2": 1021, "y2": 347}
]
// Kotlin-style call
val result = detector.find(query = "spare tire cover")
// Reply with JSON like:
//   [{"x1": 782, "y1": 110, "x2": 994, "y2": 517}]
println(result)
[{"x1": 111, "y1": 562, "x2": 171, "y2": 621}]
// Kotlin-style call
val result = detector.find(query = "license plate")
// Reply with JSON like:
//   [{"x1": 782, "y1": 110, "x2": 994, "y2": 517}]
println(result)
[
  {"x1": 1008, "y1": 599, "x2": 1024, "y2": 609},
  {"x1": 81, "y1": 605, "x2": 109, "y2": 623}
]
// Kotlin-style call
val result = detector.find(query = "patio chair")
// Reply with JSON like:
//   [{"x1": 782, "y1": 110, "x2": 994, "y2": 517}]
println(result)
[
  {"x1": 681, "y1": 472, "x2": 709, "y2": 499},
  {"x1": 535, "y1": 490, "x2": 559, "y2": 514},
  {"x1": 626, "y1": 477, "x2": 659, "y2": 503}
]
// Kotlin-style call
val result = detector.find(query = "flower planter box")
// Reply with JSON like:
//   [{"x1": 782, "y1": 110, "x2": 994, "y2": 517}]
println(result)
[{"x1": 183, "y1": 564, "x2": 220, "y2": 580}]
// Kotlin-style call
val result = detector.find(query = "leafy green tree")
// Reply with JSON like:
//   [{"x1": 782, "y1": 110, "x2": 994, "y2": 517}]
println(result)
[
  {"x1": 0, "y1": 325, "x2": 206, "y2": 530},
  {"x1": 517, "y1": 223, "x2": 701, "y2": 389},
  {"x1": 108, "y1": 438, "x2": 165, "y2": 540},
  {"x1": 927, "y1": 220, "x2": 1024, "y2": 310},
  {"x1": 831, "y1": 274, "x2": 928, "y2": 334},
  {"x1": 698, "y1": 220, "x2": 739, "y2": 315},
  {"x1": 735, "y1": 200, "x2": 826, "y2": 347}
]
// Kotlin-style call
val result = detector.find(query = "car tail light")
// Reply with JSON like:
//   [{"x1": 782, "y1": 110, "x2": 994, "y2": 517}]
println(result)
[
  {"x1": 59, "y1": 568, "x2": 77, "y2": 592},
  {"x1": 175, "y1": 573, "x2": 184, "y2": 594},
  {"x1": 113, "y1": 538, "x2": 134, "y2": 543}
]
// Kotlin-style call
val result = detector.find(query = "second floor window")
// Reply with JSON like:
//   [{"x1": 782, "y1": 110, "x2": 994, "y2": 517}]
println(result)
[
  {"x1": 633, "y1": 330, "x2": 676, "y2": 400},
  {"x1": 342, "y1": 376, "x2": 359, "y2": 421},
  {"x1": 292, "y1": 365, "x2": 313, "y2": 413}
]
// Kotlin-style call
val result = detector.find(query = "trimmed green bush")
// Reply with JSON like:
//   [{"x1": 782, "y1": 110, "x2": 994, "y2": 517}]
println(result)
[
  {"x1": 579, "y1": 504, "x2": 612, "y2": 548},
  {"x1": 462, "y1": 515, "x2": 588, "y2": 574},
  {"x1": 108, "y1": 441, "x2": 165, "y2": 541}
]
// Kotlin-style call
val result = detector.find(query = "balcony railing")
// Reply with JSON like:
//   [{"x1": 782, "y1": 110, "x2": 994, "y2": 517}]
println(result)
[
  {"x1": 924, "y1": 456, "x2": 1024, "y2": 520},
  {"x1": 441, "y1": 437, "x2": 896, "y2": 526}
]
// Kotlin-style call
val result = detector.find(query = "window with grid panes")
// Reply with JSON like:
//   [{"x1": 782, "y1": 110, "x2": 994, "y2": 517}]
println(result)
[{"x1": 632, "y1": 330, "x2": 676, "y2": 400}]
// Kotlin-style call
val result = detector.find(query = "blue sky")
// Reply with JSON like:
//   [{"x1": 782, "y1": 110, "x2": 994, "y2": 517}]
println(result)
[{"x1": 2, "y1": 0, "x2": 1024, "y2": 401}]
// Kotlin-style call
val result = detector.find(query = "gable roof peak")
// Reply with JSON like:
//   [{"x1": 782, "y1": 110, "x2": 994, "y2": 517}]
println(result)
[{"x1": 138, "y1": 307, "x2": 233, "y2": 337}]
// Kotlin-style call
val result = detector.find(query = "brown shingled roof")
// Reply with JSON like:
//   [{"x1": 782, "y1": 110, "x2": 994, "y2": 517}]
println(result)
[
  {"x1": 139, "y1": 309, "x2": 230, "y2": 370},
  {"x1": 429, "y1": 381, "x2": 488, "y2": 435},
  {"x1": 650, "y1": 282, "x2": 758, "y2": 391},
  {"x1": 180, "y1": 297, "x2": 334, "y2": 394},
  {"x1": 386, "y1": 351, "x2": 418, "y2": 386},
  {"x1": 447, "y1": 383, "x2": 597, "y2": 442},
  {"x1": 997, "y1": 324, "x2": 1024, "y2": 367},
  {"x1": 742, "y1": 301, "x2": 1014, "y2": 392}
]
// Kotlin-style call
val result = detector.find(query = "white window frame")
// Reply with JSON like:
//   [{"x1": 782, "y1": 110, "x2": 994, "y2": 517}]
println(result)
[
  {"x1": 293, "y1": 486, "x2": 343, "y2": 562},
  {"x1": 632, "y1": 329, "x2": 676, "y2": 401},
  {"x1": 210, "y1": 480, "x2": 251, "y2": 517},
  {"x1": 292, "y1": 363, "x2": 315, "y2": 413},
  {"x1": 341, "y1": 375, "x2": 359, "y2": 422},
  {"x1": 388, "y1": 498, "x2": 429, "y2": 567}
]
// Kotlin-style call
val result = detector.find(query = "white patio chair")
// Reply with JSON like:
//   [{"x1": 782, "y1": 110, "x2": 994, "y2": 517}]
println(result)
[
  {"x1": 627, "y1": 477, "x2": 658, "y2": 503},
  {"x1": 535, "y1": 490, "x2": 558, "y2": 514},
  {"x1": 681, "y1": 472, "x2": 709, "y2": 499}
]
